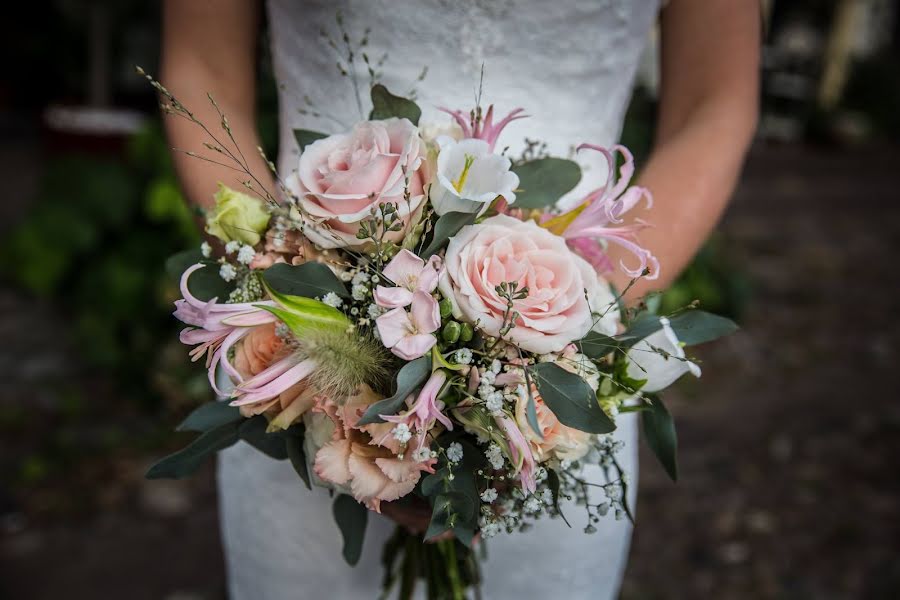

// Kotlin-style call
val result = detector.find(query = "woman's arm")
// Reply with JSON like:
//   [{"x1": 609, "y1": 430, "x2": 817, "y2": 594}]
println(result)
[
  {"x1": 161, "y1": 0, "x2": 273, "y2": 210},
  {"x1": 609, "y1": 0, "x2": 760, "y2": 299}
]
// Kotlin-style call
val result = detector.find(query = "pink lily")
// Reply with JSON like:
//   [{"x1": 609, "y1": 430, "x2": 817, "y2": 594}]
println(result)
[
  {"x1": 228, "y1": 355, "x2": 318, "y2": 408},
  {"x1": 173, "y1": 263, "x2": 276, "y2": 395},
  {"x1": 555, "y1": 145, "x2": 659, "y2": 280},
  {"x1": 380, "y1": 370, "x2": 453, "y2": 448},
  {"x1": 438, "y1": 104, "x2": 528, "y2": 152},
  {"x1": 375, "y1": 290, "x2": 441, "y2": 360},
  {"x1": 496, "y1": 415, "x2": 537, "y2": 494},
  {"x1": 373, "y1": 249, "x2": 443, "y2": 309}
]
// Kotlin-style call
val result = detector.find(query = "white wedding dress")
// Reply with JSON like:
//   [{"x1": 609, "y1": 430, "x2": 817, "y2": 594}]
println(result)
[{"x1": 219, "y1": 1, "x2": 660, "y2": 598}]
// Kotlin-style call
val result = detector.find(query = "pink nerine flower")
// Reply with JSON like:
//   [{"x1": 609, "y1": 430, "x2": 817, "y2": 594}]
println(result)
[
  {"x1": 314, "y1": 386, "x2": 436, "y2": 512},
  {"x1": 373, "y1": 249, "x2": 443, "y2": 309},
  {"x1": 173, "y1": 263, "x2": 276, "y2": 395},
  {"x1": 438, "y1": 105, "x2": 527, "y2": 152},
  {"x1": 376, "y1": 290, "x2": 441, "y2": 360},
  {"x1": 380, "y1": 370, "x2": 452, "y2": 448},
  {"x1": 556, "y1": 145, "x2": 659, "y2": 279},
  {"x1": 496, "y1": 415, "x2": 537, "y2": 494}
]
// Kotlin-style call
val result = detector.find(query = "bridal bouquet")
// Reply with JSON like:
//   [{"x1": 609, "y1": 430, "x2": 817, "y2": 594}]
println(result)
[{"x1": 143, "y1": 68, "x2": 736, "y2": 598}]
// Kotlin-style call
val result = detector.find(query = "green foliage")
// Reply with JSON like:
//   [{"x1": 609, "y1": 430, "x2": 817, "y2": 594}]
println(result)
[
  {"x1": 293, "y1": 129, "x2": 328, "y2": 151},
  {"x1": 529, "y1": 362, "x2": 615, "y2": 434},
  {"x1": 166, "y1": 251, "x2": 234, "y2": 301},
  {"x1": 285, "y1": 425, "x2": 312, "y2": 490},
  {"x1": 263, "y1": 261, "x2": 349, "y2": 298},
  {"x1": 641, "y1": 395, "x2": 678, "y2": 482},
  {"x1": 358, "y1": 356, "x2": 431, "y2": 425},
  {"x1": 369, "y1": 84, "x2": 422, "y2": 124},
  {"x1": 145, "y1": 421, "x2": 241, "y2": 479},
  {"x1": 511, "y1": 157, "x2": 582, "y2": 209},
  {"x1": 333, "y1": 494, "x2": 369, "y2": 566},
  {"x1": 420, "y1": 437, "x2": 485, "y2": 546},
  {"x1": 421, "y1": 211, "x2": 476, "y2": 258},
  {"x1": 176, "y1": 400, "x2": 242, "y2": 432},
  {"x1": 618, "y1": 310, "x2": 738, "y2": 348}
]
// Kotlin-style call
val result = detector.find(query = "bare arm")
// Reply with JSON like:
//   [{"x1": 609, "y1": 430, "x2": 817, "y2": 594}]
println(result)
[
  {"x1": 609, "y1": 0, "x2": 760, "y2": 299},
  {"x1": 161, "y1": 0, "x2": 273, "y2": 210}
]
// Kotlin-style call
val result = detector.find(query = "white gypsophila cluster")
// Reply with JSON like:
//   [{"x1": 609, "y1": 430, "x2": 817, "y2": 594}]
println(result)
[
  {"x1": 227, "y1": 272, "x2": 264, "y2": 304},
  {"x1": 200, "y1": 241, "x2": 212, "y2": 258},
  {"x1": 275, "y1": 323, "x2": 291, "y2": 339},
  {"x1": 219, "y1": 263, "x2": 237, "y2": 282},
  {"x1": 523, "y1": 496, "x2": 543, "y2": 514},
  {"x1": 453, "y1": 348, "x2": 473, "y2": 365},
  {"x1": 320, "y1": 292, "x2": 343, "y2": 309},
  {"x1": 351, "y1": 284, "x2": 368, "y2": 301},
  {"x1": 485, "y1": 443, "x2": 505, "y2": 470},
  {"x1": 367, "y1": 303, "x2": 386, "y2": 319},
  {"x1": 480, "y1": 487, "x2": 498, "y2": 503},
  {"x1": 446, "y1": 442, "x2": 464, "y2": 464},
  {"x1": 392, "y1": 424, "x2": 412, "y2": 444},
  {"x1": 411, "y1": 446, "x2": 433, "y2": 462},
  {"x1": 483, "y1": 389, "x2": 504, "y2": 415},
  {"x1": 480, "y1": 518, "x2": 503, "y2": 539},
  {"x1": 236, "y1": 244, "x2": 256, "y2": 265},
  {"x1": 224, "y1": 240, "x2": 241, "y2": 254}
]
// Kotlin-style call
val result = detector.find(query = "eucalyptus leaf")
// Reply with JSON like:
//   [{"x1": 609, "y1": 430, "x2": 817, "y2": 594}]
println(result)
[
  {"x1": 333, "y1": 494, "x2": 368, "y2": 566},
  {"x1": 176, "y1": 400, "x2": 242, "y2": 433},
  {"x1": 521, "y1": 365, "x2": 543, "y2": 439},
  {"x1": 421, "y1": 211, "x2": 477, "y2": 258},
  {"x1": 369, "y1": 84, "x2": 422, "y2": 124},
  {"x1": 238, "y1": 416, "x2": 290, "y2": 460},
  {"x1": 530, "y1": 362, "x2": 615, "y2": 434},
  {"x1": 285, "y1": 426, "x2": 312, "y2": 490},
  {"x1": 263, "y1": 262, "x2": 349, "y2": 298},
  {"x1": 641, "y1": 396, "x2": 678, "y2": 481},
  {"x1": 357, "y1": 356, "x2": 431, "y2": 425},
  {"x1": 546, "y1": 468, "x2": 570, "y2": 527},
  {"x1": 293, "y1": 129, "x2": 328, "y2": 151},
  {"x1": 618, "y1": 310, "x2": 738, "y2": 347},
  {"x1": 575, "y1": 331, "x2": 623, "y2": 359},
  {"x1": 146, "y1": 421, "x2": 240, "y2": 479},
  {"x1": 512, "y1": 157, "x2": 582, "y2": 209}
]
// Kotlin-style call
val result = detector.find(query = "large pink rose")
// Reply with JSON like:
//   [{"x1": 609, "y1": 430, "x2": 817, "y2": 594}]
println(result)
[
  {"x1": 439, "y1": 215, "x2": 619, "y2": 354},
  {"x1": 286, "y1": 118, "x2": 427, "y2": 249}
]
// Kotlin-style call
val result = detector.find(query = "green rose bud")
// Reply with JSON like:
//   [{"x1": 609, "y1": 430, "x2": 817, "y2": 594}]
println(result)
[
  {"x1": 439, "y1": 298, "x2": 453, "y2": 320},
  {"x1": 205, "y1": 183, "x2": 270, "y2": 246},
  {"x1": 459, "y1": 322, "x2": 474, "y2": 343},
  {"x1": 442, "y1": 321, "x2": 461, "y2": 343}
]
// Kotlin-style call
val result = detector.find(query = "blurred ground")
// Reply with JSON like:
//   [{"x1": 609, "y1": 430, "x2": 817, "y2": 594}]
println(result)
[{"x1": 1, "y1": 142, "x2": 899, "y2": 599}]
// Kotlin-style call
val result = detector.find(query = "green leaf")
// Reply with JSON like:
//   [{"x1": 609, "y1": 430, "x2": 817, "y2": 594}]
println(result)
[
  {"x1": 618, "y1": 310, "x2": 738, "y2": 347},
  {"x1": 293, "y1": 129, "x2": 328, "y2": 151},
  {"x1": 421, "y1": 211, "x2": 477, "y2": 258},
  {"x1": 333, "y1": 494, "x2": 368, "y2": 566},
  {"x1": 357, "y1": 356, "x2": 431, "y2": 425},
  {"x1": 257, "y1": 289, "x2": 350, "y2": 337},
  {"x1": 546, "y1": 468, "x2": 570, "y2": 527},
  {"x1": 641, "y1": 396, "x2": 678, "y2": 481},
  {"x1": 238, "y1": 416, "x2": 289, "y2": 460},
  {"x1": 369, "y1": 84, "x2": 422, "y2": 124},
  {"x1": 285, "y1": 427, "x2": 311, "y2": 490},
  {"x1": 146, "y1": 422, "x2": 240, "y2": 479},
  {"x1": 425, "y1": 491, "x2": 475, "y2": 542},
  {"x1": 575, "y1": 331, "x2": 623, "y2": 359},
  {"x1": 263, "y1": 262, "x2": 349, "y2": 298},
  {"x1": 520, "y1": 366, "x2": 543, "y2": 439},
  {"x1": 165, "y1": 251, "x2": 234, "y2": 301},
  {"x1": 512, "y1": 158, "x2": 582, "y2": 209},
  {"x1": 529, "y1": 363, "x2": 615, "y2": 434},
  {"x1": 176, "y1": 401, "x2": 242, "y2": 433}
]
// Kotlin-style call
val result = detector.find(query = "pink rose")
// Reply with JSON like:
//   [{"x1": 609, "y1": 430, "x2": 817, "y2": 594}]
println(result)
[
  {"x1": 439, "y1": 215, "x2": 619, "y2": 355},
  {"x1": 286, "y1": 119, "x2": 427, "y2": 249},
  {"x1": 514, "y1": 383, "x2": 592, "y2": 463}
]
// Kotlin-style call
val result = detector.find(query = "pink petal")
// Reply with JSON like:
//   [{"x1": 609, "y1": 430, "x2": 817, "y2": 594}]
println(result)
[
  {"x1": 410, "y1": 291, "x2": 440, "y2": 334},
  {"x1": 373, "y1": 285, "x2": 414, "y2": 309},
  {"x1": 382, "y1": 249, "x2": 426, "y2": 288},
  {"x1": 391, "y1": 334, "x2": 437, "y2": 360},
  {"x1": 376, "y1": 308, "x2": 412, "y2": 348},
  {"x1": 314, "y1": 439, "x2": 353, "y2": 485}
]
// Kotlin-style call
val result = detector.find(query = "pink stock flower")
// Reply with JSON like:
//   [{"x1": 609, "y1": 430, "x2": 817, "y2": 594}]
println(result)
[
  {"x1": 380, "y1": 370, "x2": 452, "y2": 448},
  {"x1": 558, "y1": 145, "x2": 659, "y2": 280},
  {"x1": 313, "y1": 386, "x2": 436, "y2": 512},
  {"x1": 173, "y1": 263, "x2": 276, "y2": 395},
  {"x1": 496, "y1": 415, "x2": 537, "y2": 494},
  {"x1": 375, "y1": 290, "x2": 441, "y2": 360},
  {"x1": 373, "y1": 249, "x2": 443, "y2": 309},
  {"x1": 438, "y1": 105, "x2": 528, "y2": 152}
]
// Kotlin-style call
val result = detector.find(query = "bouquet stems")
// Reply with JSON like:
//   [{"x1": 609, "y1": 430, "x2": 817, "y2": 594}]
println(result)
[{"x1": 381, "y1": 526, "x2": 480, "y2": 600}]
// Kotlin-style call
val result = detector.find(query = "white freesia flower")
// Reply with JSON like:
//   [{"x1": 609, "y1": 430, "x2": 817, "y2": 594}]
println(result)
[
  {"x1": 625, "y1": 317, "x2": 701, "y2": 392},
  {"x1": 429, "y1": 138, "x2": 518, "y2": 216}
]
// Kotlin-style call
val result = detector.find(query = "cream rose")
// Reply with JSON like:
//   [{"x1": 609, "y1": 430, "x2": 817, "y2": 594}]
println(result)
[
  {"x1": 286, "y1": 118, "x2": 427, "y2": 249},
  {"x1": 514, "y1": 384, "x2": 592, "y2": 463},
  {"x1": 439, "y1": 215, "x2": 619, "y2": 354}
]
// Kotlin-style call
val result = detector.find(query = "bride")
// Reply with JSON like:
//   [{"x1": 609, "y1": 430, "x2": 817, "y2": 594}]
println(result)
[{"x1": 160, "y1": 1, "x2": 759, "y2": 598}]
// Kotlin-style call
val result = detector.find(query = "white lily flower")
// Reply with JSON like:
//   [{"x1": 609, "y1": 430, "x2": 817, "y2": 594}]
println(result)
[
  {"x1": 625, "y1": 317, "x2": 701, "y2": 392},
  {"x1": 429, "y1": 138, "x2": 518, "y2": 216}
]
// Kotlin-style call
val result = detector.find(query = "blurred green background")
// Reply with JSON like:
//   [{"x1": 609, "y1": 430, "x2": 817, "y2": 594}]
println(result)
[{"x1": 0, "y1": 1, "x2": 898, "y2": 599}]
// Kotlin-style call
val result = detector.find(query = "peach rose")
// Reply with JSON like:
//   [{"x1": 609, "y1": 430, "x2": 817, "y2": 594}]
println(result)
[
  {"x1": 286, "y1": 118, "x2": 427, "y2": 249},
  {"x1": 439, "y1": 214, "x2": 619, "y2": 354},
  {"x1": 514, "y1": 384, "x2": 592, "y2": 463},
  {"x1": 313, "y1": 385, "x2": 435, "y2": 512},
  {"x1": 233, "y1": 323, "x2": 316, "y2": 427}
]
